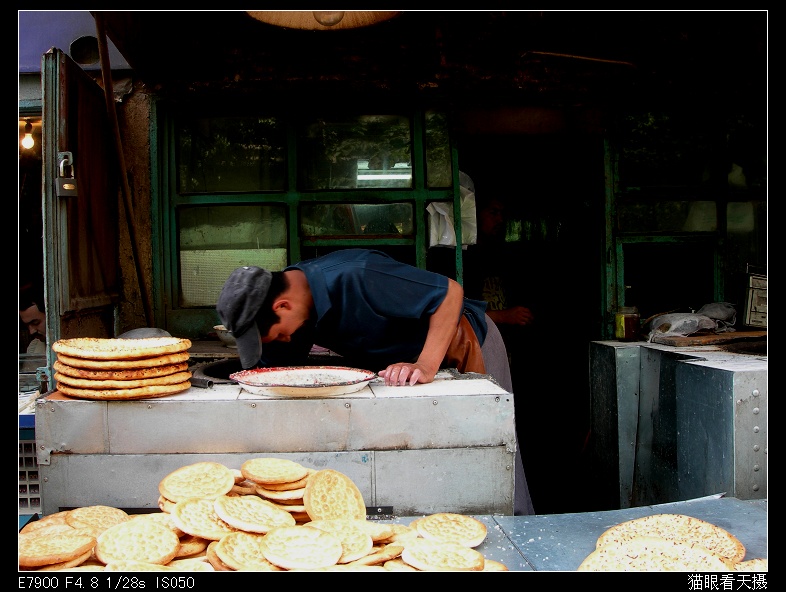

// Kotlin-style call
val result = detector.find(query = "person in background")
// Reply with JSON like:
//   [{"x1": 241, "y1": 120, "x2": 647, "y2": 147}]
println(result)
[
  {"x1": 19, "y1": 281, "x2": 47, "y2": 356},
  {"x1": 465, "y1": 193, "x2": 535, "y2": 333},
  {"x1": 217, "y1": 248, "x2": 535, "y2": 515},
  {"x1": 461, "y1": 178, "x2": 537, "y2": 386}
]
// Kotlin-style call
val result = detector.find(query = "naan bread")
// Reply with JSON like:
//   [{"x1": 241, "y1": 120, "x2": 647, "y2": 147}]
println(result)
[
  {"x1": 55, "y1": 370, "x2": 192, "y2": 390},
  {"x1": 57, "y1": 381, "x2": 191, "y2": 400},
  {"x1": 57, "y1": 352, "x2": 190, "y2": 370},
  {"x1": 578, "y1": 536, "x2": 735, "y2": 571},
  {"x1": 596, "y1": 513, "x2": 746, "y2": 563},
  {"x1": 53, "y1": 337, "x2": 191, "y2": 360}
]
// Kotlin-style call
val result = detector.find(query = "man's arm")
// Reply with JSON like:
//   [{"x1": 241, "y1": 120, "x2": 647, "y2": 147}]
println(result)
[{"x1": 378, "y1": 278, "x2": 464, "y2": 386}]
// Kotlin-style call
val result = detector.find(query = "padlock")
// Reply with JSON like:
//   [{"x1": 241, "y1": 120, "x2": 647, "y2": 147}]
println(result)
[
  {"x1": 56, "y1": 151, "x2": 78, "y2": 198},
  {"x1": 56, "y1": 176, "x2": 78, "y2": 198}
]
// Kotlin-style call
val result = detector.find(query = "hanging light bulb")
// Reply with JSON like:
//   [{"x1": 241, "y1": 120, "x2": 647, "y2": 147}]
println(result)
[
  {"x1": 21, "y1": 121, "x2": 35, "y2": 150},
  {"x1": 312, "y1": 11, "x2": 345, "y2": 27}
]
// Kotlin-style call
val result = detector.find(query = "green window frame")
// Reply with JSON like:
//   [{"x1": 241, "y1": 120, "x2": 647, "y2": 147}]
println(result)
[{"x1": 152, "y1": 104, "x2": 462, "y2": 339}]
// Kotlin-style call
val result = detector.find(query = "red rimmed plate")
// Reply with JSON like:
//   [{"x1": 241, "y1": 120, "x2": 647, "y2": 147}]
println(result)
[{"x1": 229, "y1": 366, "x2": 377, "y2": 397}]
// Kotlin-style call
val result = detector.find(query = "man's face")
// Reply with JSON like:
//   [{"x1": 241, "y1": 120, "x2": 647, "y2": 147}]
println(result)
[
  {"x1": 260, "y1": 300, "x2": 309, "y2": 344},
  {"x1": 20, "y1": 303, "x2": 46, "y2": 339},
  {"x1": 478, "y1": 198, "x2": 506, "y2": 239}
]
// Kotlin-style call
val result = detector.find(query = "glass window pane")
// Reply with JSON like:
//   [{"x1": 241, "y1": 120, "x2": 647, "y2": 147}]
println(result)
[
  {"x1": 300, "y1": 203, "x2": 413, "y2": 237},
  {"x1": 178, "y1": 205, "x2": 287, "y2": 307},
  {"x1": 177, "y1": 116, "x2": 286, "y2": 193},
  {"x1": 298, "y1": 115, "x2": 412, "y2": 189},
  {"x1": 425, "y1": 110, "x2": 453, "y2": 188},
  {"x1": 617, "y1": 200, "x2": 717, "y2": 233}
]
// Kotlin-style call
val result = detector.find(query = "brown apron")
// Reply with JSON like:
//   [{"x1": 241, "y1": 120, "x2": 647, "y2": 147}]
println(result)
[{"x1": 442, "y1": 315, "x2": 486, "y2": 374}]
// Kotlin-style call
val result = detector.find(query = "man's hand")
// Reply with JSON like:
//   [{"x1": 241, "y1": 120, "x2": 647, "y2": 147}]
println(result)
[
  {"x1": 488, "y1": 305, "x2": 534, "y2": 327},
  {"x1": 378, "y1": 362, "x2": 436, "y2": 386}
]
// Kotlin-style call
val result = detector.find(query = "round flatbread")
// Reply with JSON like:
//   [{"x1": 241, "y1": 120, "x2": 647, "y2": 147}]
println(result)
[
  {"x1": 213, "y1": 494, "x2": 296, "y2": 533},
  {"x1": 55, "y1": 370, "x2": 192, "y2": 390},
  {"x1": 54, "y1": 360, "x2": 189, "y2": 381},
  {"x1": 241, "y1": 457, "x2": 309, "y2": 486},
  {"x1": 65, "y1": 505, "x2": 129, "y2": 534},
  {"x1": 57, "y1": 351, "x2": 190, "y2": 370},
  {"x1": 261, "y1": 525, "x2": 343, "y2": 570},
  {"x1": 53, "y1": 337, "x2": 191, "y2": 360},
  {"x1": 305, "y1": 519, "x2": 374, "y2": 563},
  {"x1": 159, "y1": 462, "x2": 236, "y2": 502},
  {"x1": 578, "y1": 536, "x2": 736, "y2": 571},
  {"x1": 96, "y1": 519, "x2": 180, "y2": 566},
  {"x1": 303, "y1": 469, "x2": 367, "y2": 521},
  {"x1": 596, "y1": 513, "x2": 746, "y2": 563},
  {"x1": 736, "y1": 558, "x2": 768, "y2": 571},
  {"x1": 214, "y1": 531, "x2": 283, "y2": 571},
  {"x1": 401, "y1": 538, "x2": 485, "y2": 571},
  {"x1": 415, "y1": 512, "x2": 487, "y2": 548},
  {"x1": 57, "y1": 381, "x2": 191, "y2": 400},
  {"x1": 19, "y1": 531, "x2": 97, "y2": 568},
  {"x1": 171, "y1": 498, "x2": 239, "y2": 541}
]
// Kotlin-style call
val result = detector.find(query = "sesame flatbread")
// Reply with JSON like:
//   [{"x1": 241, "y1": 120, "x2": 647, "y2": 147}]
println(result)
[
  {"x1": 54, "y1": 360, "x2": 189, "y2": 381},
  {"x1": 595, "y1": 513, "x2": 746, "y2": 563},
  {"x1": 53, "y1": 337, "x2": 191, "y2": 360},
  {"x1": 57, "y1": 381, "x2": 191, "y2": 401},
  {"x1": 736, "y1": 558, "x2": 768, "y2": 571},
  {"x1": 57, "y1": 351, "x2": 190, "y2": 370},
  {"x1": 578, "y1": 536, "x2": 736, "y2": 571}
]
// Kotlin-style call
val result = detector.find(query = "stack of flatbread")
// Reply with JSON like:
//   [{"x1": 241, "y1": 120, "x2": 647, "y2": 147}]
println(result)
[{"x1": 51, "y1": 337, "x2": 192, "y2": 400}]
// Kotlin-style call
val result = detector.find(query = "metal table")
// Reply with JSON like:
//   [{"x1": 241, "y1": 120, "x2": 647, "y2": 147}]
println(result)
[{"x1": 387, "y1": 496, "x2": 767, "y2": 571}]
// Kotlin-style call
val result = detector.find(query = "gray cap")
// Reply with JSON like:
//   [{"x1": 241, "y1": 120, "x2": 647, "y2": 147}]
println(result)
[{"x1": 216, "y1": 266, "x2": 272, "y2": 369}]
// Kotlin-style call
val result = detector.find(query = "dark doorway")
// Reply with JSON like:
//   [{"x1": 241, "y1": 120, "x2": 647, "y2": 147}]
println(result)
[{"x1": 453, "y1": 130, "x2": 605, "y2": 514}]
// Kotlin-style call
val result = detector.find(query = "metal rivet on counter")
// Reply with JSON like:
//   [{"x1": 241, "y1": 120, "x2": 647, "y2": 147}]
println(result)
[
  {"x1": 752, "y1": 407, "x2": 759, "y2": 414},
  {"x1": 753, "y1": 484, "x2": 760, "y2": 491},
  {"x1": 752, "y1": 389, "x2": 760, "y2": 397},
  {"x1": 345, "y1": 403, "x2": 351, "y2": 408},
  {"x1": 432, "y1": 400, "x2": 438, "y2": 405},
  {"x1": 495, "y1": 396, "x2": 500, "y2": 402},
  {"x1": 754, "y1": 444, "x2": 760, "y2": 451},
  {"x1": 148, "y1": 404, "x2": 152, "y2": 409},
  {"x1": 753, "y1": 426, "x2": 760, "y2": 433},
  {"x1": 753, "y1": 464, "x2": 760, "y2": 471},
  {"x1": 251, "y1": 403, "x2": 256, "y2": 408}
]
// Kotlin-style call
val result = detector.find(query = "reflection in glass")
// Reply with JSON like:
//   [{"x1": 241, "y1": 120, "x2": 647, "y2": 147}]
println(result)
[
  {"x1": 425, "y1": 110, "x2": 452, "y2": 188},
  {"x1": 178, "y1": 205, "x2": 288, "y2": 306},
  {"x1": 298, "y1": 115, "x2": 412, "y2": 189},
  {"x1": 177, "y1": 116, "x2": 287, "y2": 193},
  {"x1": 300, "y1": 203, "x2": 413, "y2": 236}
]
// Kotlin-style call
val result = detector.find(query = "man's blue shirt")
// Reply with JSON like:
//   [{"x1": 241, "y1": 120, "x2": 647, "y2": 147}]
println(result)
[{"x1": 260, "y1": 249, "x2": 487, "y2": 369}]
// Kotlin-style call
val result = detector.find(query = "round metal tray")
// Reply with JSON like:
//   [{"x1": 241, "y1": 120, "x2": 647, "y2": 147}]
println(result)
[{"x1": 229, "y1": 366, "x2": 377, "y2": 397}]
